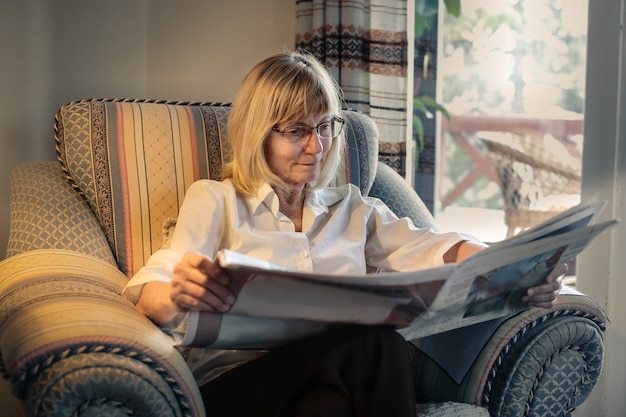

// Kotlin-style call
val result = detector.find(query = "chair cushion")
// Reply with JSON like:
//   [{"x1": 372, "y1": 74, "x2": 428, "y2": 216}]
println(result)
[
  {"x1": 6, "y1": 162, "x2": 116, "y2": 262},
  {"x1": 55, "y1": 99, "x2": 378, "y2": 276},
  {"x1": 0, "y1": 249, "x2": 204, "y2": 416}
]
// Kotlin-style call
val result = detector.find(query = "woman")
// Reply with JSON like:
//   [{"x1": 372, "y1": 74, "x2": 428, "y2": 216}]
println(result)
[{"x1": 124, "y1": 51, "x2": 563, "y2": 417}]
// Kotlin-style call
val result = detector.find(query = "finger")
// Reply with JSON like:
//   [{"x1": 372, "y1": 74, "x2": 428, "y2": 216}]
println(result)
[
  {"x1": 177, "y1": 261, "x2": 235, "y2": 304},
  {"x1": 172, "y1": 290, "x2": 233, "y2": 313},
  {"x1": 172, "y1": 268, "x2": 235, "y2": 305},
  {"x1": 525, "y1": 287, "x2": 560, "y2": 301},
  {"x1": 537, "y1": 277, "x2": 562, "y2": 292},
  {"x1": 522, "y1": 286, "x2": 560, "y2": 306},
  {"x1": 527, "y1": 268, "x2": 565, "y2": 296},
  {"x1": 199, "y1": 258, "x2": 231, "y2": 286},
  {"x1": 182, "y1": 252, "x2": 230, "y2": 286},
  {"x1": 545, "y1": 263, "x2": 568, "y2": 283},
  {"x1": 172, "y1": 254, "x2": 235, "y2": 311},
  {"x1": 170, "y1": 275, "x2": 235, "y2": 312},
  {"x1": 198, "y1": 277, "x2": 236, "y2": 306}
]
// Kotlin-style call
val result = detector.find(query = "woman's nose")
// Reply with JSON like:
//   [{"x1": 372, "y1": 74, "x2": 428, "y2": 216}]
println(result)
[{"x1": 303, "y1": 130, "x2": 324, "y2": 153}]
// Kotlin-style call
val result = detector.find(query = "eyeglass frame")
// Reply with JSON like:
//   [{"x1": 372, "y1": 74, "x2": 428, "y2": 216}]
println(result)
[{"x1": 271, "y1": 117, "x2": 345, "y2": 144}]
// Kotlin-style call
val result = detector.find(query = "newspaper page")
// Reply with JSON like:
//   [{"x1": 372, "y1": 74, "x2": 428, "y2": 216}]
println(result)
[
  {"x1": 180, "y1": 199, "x2": 616, "y2": 348},
  {"x1": 181, "y1": 257, "x2": 455, "y2": 348},
  {"x1": 399, "y1": 219, "x2": 615, "y2": 339},
  {"x1": 490, "y1": 198, "x2": 606, "y2": 249}
]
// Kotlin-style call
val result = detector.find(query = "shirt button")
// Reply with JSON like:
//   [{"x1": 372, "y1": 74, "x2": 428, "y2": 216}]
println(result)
[{"x1": 300, "y1": 251, "x2": 310, "y2": 258}]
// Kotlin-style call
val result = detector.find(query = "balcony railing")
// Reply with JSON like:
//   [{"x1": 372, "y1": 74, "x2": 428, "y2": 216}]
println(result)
[{"x1": 439, "y1": 114, "x2": 583, "y2": 211}]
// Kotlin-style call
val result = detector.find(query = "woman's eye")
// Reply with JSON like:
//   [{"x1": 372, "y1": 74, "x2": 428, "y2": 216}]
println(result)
[
  {"x1": 285, "y1": 127, "x2": 305, "y2": 137},
  {"x1": 318, "y1": 123, "x2": 331, "y2": 134}
]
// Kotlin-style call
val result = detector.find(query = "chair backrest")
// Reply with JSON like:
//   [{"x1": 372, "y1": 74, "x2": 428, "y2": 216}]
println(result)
[{"x1": 55, "y1": 99, "x2": 380, "y2": 276}]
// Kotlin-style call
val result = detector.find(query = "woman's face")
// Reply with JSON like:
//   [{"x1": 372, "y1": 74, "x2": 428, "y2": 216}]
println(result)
[{"x1": 265, "y1": 113, "x2": 333, "y2": 187}]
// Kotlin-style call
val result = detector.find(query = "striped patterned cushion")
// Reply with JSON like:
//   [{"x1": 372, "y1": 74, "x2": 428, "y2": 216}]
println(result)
[
  {"x1": 55, "y1": 99, "x2": 378, "y2": 276},
  {"x1": 0, "y1": 249, "x2": 203, "y2": 416}
]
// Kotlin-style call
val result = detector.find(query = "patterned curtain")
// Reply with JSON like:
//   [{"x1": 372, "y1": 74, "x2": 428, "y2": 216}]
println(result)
[{"x1": 295, "y1": 0, "x2": 408, "y2": 176}]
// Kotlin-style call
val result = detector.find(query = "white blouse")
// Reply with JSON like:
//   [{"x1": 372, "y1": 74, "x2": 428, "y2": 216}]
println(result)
[{"x1": 123, "y1": 179, "x2": 474, "y2": 386}]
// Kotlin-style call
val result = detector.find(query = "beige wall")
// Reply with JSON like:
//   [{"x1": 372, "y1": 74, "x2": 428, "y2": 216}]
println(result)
[
  {"x1": 0, "y1": 0, "x2": 294, "y2": 256},
  {"x1": 0, "y1": 0, "x2": 294, "y2": 412},
  {"x1": 145, "y1": 1, "x2": 295, "y2": 101}
]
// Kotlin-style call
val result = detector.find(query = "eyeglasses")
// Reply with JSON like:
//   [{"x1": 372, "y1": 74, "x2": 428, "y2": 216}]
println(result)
[{"x1": 272, "y1": 117, "x2": 345, "y2": 144}]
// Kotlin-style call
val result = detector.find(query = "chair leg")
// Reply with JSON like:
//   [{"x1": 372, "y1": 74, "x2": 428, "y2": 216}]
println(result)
[{"x1": 506, "y1": 226, "x2": 515, "y2": 239}]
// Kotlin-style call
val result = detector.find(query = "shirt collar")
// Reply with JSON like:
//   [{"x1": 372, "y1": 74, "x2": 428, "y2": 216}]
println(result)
[
  {"x1": 248, "y1": 183, "x2": 279, "y2": 216},
  {"x1": 306, "y1": 184, "x2": 354, "y2": 217},
  {"x1": 247, "y1": 182, "x2": 354, "y2": 219}
]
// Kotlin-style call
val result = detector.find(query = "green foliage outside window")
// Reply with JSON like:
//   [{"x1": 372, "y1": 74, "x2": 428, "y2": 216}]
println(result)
[{"x1": 414, "y1": 0, "x2": 587, "y2": 209}]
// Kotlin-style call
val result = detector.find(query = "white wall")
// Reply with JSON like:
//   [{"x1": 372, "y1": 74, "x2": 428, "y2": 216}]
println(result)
[{"x1": 0, "y1": 0, "x2": 294, "y2": 413}]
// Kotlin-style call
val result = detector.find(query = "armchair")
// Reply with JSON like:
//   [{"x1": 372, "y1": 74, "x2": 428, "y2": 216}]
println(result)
[{"x1": 0, "y1": 99, "x2": 606, "y2": 416}]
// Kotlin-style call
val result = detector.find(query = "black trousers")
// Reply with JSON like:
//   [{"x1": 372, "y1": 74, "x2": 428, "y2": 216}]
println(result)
[{"x1": 199, "y1": 325, "x2": 417, "y2": 417}]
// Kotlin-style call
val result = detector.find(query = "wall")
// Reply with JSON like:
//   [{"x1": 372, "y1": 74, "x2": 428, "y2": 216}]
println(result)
[
  {"x1": 145, "y1": 1, "x2": 294, "y2": 101},
  {"x1": 1, "y1": 0, "x2": 55, "y2": 265},
  {"x1": 51, "y1": 1, "x2": 149, "y2": 106},
  {"x1": 0, "y1": 0, "x2": 294, "y2": 413},
  {"x1": 0, "y1": 3, "x2": 57, "y2": 412},
  {"x1": 0, "y1": 0, "x2": 295, "y2": 258}
]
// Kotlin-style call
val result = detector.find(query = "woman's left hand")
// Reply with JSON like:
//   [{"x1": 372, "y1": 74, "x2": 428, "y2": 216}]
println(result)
[{"x1": 521, "y1": 263, "x2": 567, "y2": 308}]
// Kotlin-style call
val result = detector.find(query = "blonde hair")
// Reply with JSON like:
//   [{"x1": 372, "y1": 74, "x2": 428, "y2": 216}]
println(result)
[{"x1": 221, "y1": 51, "x2": 345, "y2": 196}]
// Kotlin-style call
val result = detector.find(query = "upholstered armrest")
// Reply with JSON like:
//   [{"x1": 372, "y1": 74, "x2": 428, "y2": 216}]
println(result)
[
  {"x1": 6, "y1": 162, "x2": 115, "y2": 263},
  {"x1": 369, "y1": 162, "x2": 438, "y2": 230},
  {"x1": 0, "y1": 250, "x2": 204, "y2": 417},
  {"x1": 409, "y1": 294, "x2": 606, "y2": 417}
]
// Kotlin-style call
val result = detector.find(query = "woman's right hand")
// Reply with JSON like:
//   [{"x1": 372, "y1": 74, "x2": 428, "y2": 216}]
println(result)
[
  {"x1": 135, "y1": 252, "x2": 236, "y2": 327},
  {"x1": 170, "y1": 252, "x2": 236, "y2": 313}
]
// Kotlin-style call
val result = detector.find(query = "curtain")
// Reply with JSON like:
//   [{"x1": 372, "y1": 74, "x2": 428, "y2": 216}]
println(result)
[{"x1": 296, "y1": 0, "x2": 408, "y2": 176}]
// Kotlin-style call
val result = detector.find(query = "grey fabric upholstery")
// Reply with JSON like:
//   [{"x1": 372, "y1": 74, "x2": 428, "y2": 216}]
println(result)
[{"x1": 370, "y1": 161, "x2": 438, "y2": 230}]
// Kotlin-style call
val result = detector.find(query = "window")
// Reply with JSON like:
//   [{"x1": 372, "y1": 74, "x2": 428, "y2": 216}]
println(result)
[{"x1": 412, "y1": 0, "x2": 588, "y2": 244}]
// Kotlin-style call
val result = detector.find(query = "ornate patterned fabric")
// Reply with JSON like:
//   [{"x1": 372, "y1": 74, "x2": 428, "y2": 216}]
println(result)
[
  {"x1": 369, "y1": 162, "x2": 437, "y2": 231},
  {"x1": 55, "y1": 99, "x2": 378, "y2": 277},
  {"x1": 0, "y1": 250, "x2": 203, "y2": 416},
  {"x1": 409, "y1": 294, "x2": 606, "y2": 416},
  {"x1": 416, "y1": 401, "x2": 489, "y2": 417},
  {"x1": 296, "y1": 0, "x2": 409, "y2": 174},
  {"x1": 5, "y1": 162, "x2": 116, "y2": 263},
  {"x1": 55, "y1": 100, "x2": 231, "y2": 276},
  {"x1": 23, "y1": 353, "x2": 184, "y2": 417}
]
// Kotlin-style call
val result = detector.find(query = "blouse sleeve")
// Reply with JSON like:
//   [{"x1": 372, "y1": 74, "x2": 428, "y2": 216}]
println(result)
[
  {"x1": 363, "y1": 196, "x2": 481, "y2": 272},
  {"x1": 123, "y1": 180, "x2": 228, "y2": 303}
]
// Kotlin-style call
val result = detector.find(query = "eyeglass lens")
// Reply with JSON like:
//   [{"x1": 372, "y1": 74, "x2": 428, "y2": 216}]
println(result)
[{"x1": 281, "y1": 119, "x2": 343, "y2": 142}]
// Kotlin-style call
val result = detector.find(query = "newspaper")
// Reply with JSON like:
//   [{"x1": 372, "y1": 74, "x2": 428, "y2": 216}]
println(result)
[{"x1": 180, "y1": 199, "x2": 617, "y2": 349}]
